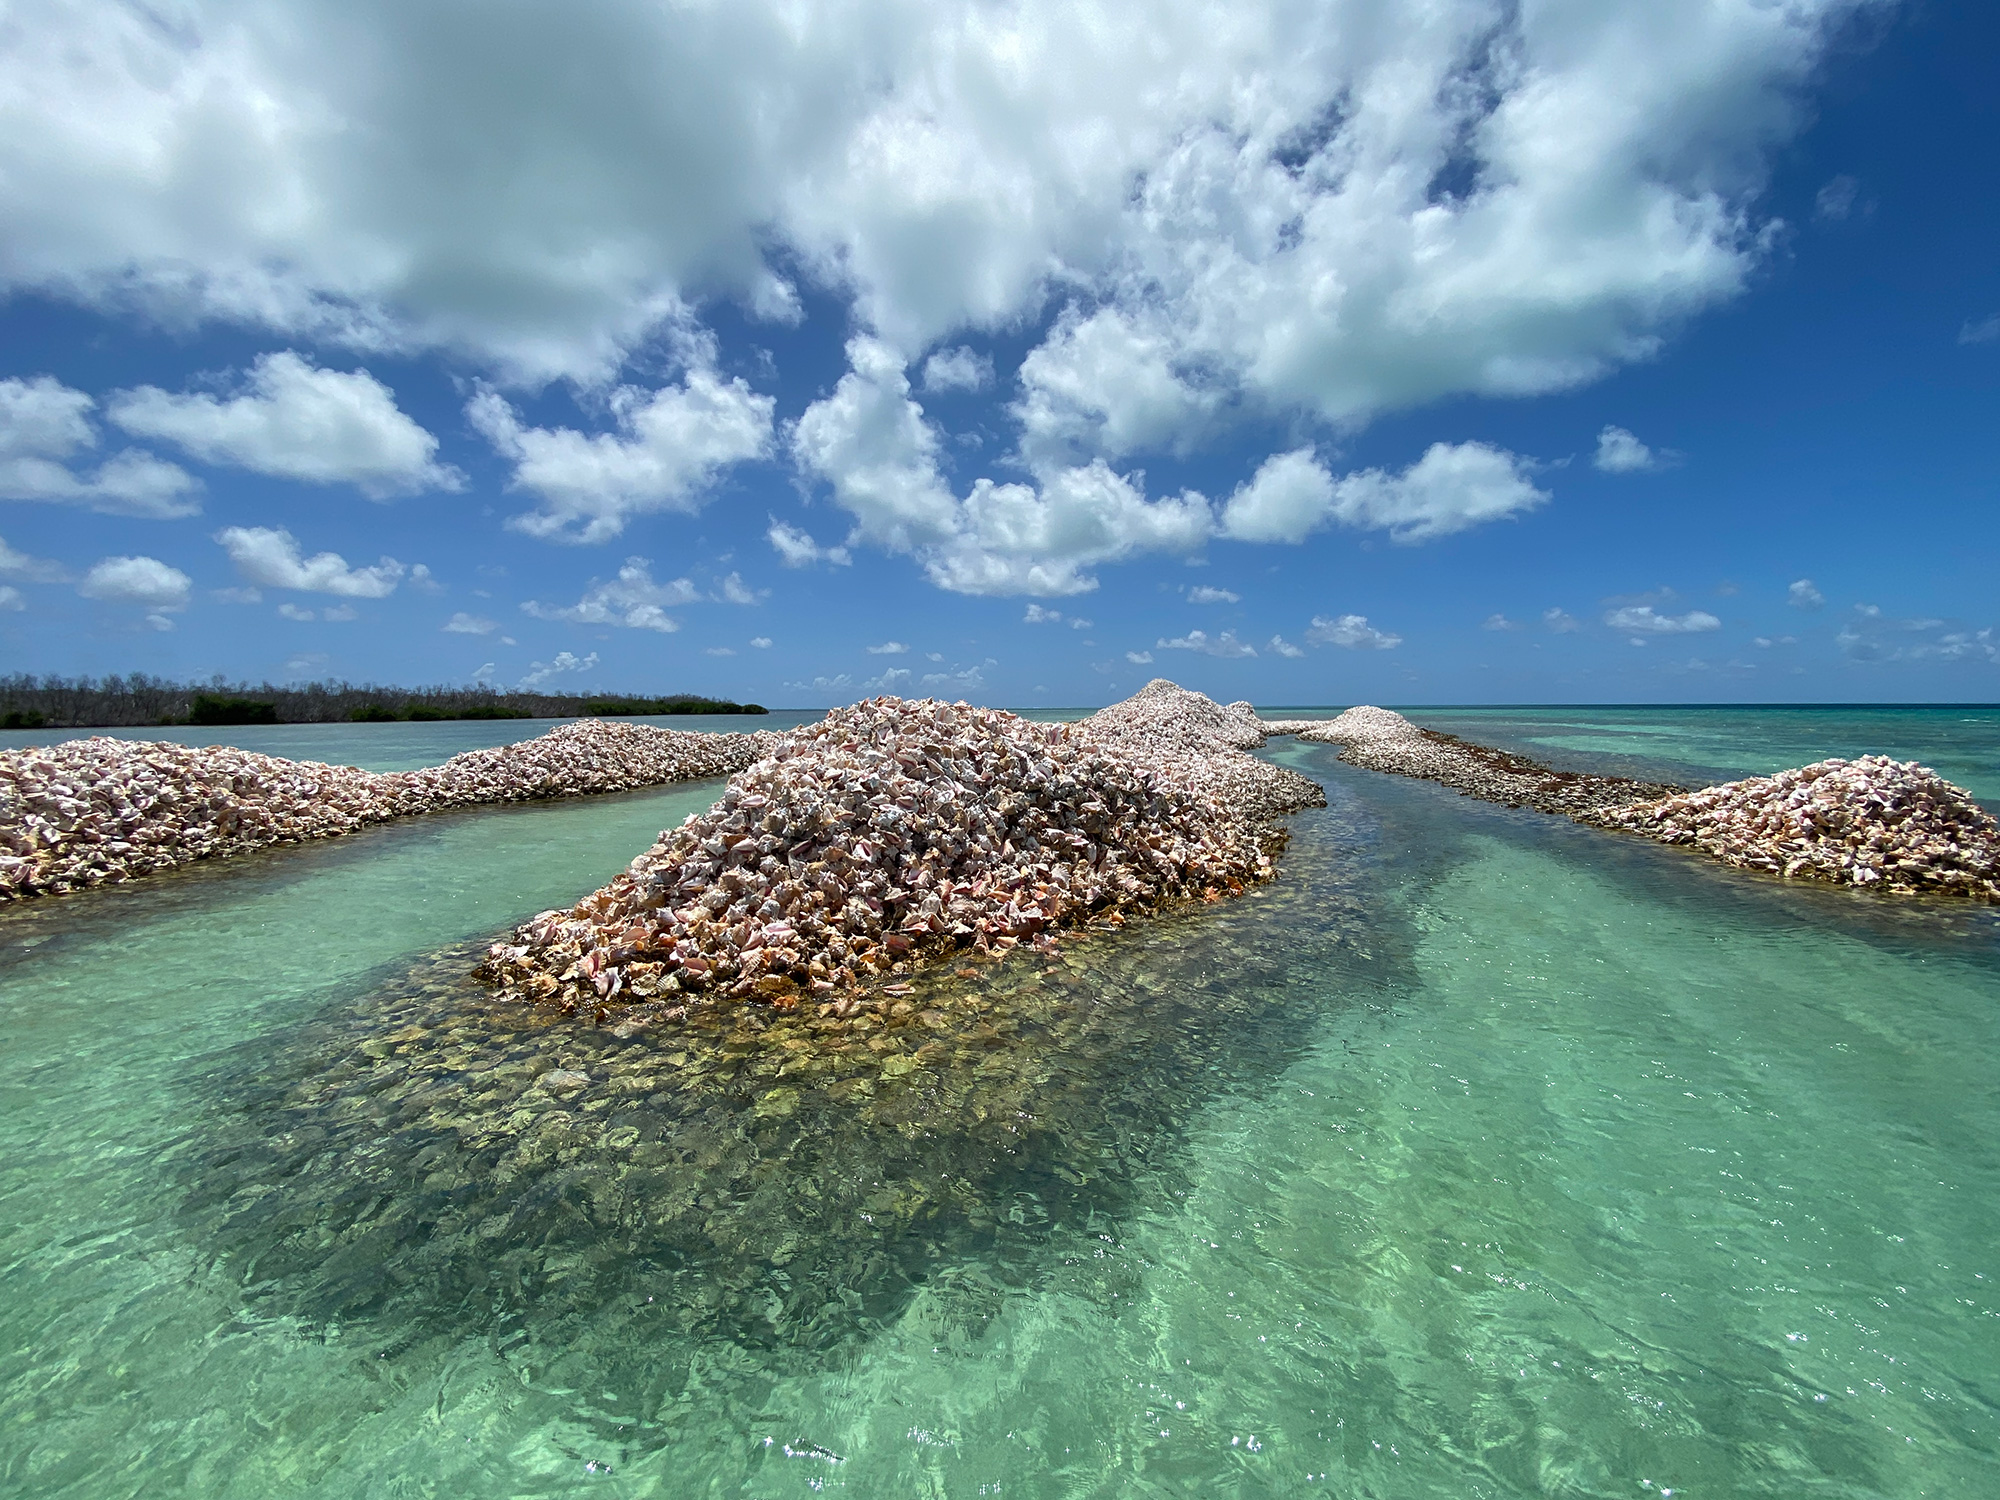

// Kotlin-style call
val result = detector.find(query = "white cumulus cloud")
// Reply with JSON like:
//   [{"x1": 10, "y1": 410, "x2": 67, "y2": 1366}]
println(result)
[
  {"x1": 470, "y1": 370, "x2": 774, "y2": 544},
  {"x1": 787, "y1": 673, "x2": 855, "y2": 695},
  {"x1": 1593, "y1": 425, "x2": 1666, "y2": 474},
  {"x1": 274, "y1": 601, "x2": 355, "y2": 621},
  {"x1": 519, "y1": 650, "x2": 601, "y2": 689},
  {"x1": 0, "y1": 375, "x2": 199, "y2": 518},
  {"x1": 0, "y1": 0, "x2": 1866, "y2": 422},
  {"x1": 1187, "y1": 585, "x2": 1240, "y2": 605},
  {"x1": 1222, "y1": 442, "x2": 1545, "y2": 545},
  {"x1": 1157, "y1": 628, "x2": 1256, "y2": 658},
  {"x1": 0, "y1": 533, "x2": 66, "y2": 583},
  {"x1": 520, "y1": 557, "x2": 697, "y2": 632},
  {"x1": 1267, "y1": 634, "x2": 1304, "y2": 658},
  {"x1": 1814, "y1": 174, "x2": 1862, "y2": 222},
  {"x1": 107, "y1": 352, "x2": 458, "y2": 497},
  {"x1": 1604, "y1": 605, "x2": 1722, "y2": 633},
  {"x1": 1326, "y1": 443, "x2": 1547, "y2": 543},
  {"x1": 716, "y1": 571, "x2": 764, "y2": 605},
  {"x1": 216, "y1": 526, "x2": 406, "y2": 597},
  {"x1": 794, "y1": 337, "x2": 1211, "y2": 596},
  {"x1": 1014, "y1": 308, "x2": 1220, "y2": 469},
  {"x1": 866, "y1": 641, "x2": 909, "y2": 654},
  {"x1": 443, "y1": 612, "x2": 499, "y2": 635},
  {"x1": 790, "y1": 338, "x2": 963, "y2": 555},
  {"x1": 1219, "y1": 449, "x2": 1335, "y2": 545},
  {"x1": 1787, "y1": 578, "x2": 1825, "y2": 609},
  {"x1": 1, "y1": 376, "x2": 93, "y2": 459},
  {"x1": 767, "y1": 519, "x2": 852, "y2": 568},
  {"x1": 920, "y1": 346, "x2": 993, "y2": 393},
  {"x1": 78, "y1": 555, "x2": 192, "y2": 611},
  {"x1": 921, "y1": 664, "x2": 987, "y2": 691},
  {"x1": 1837, "y1": 606, "x2": 1998, "y2": 664},
  {"x1": 1305, "y1": 613, "x2": 1401, "y2": 650}
]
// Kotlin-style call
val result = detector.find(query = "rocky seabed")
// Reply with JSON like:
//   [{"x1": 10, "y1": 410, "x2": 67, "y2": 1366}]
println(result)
[
  {"x1": 0, "y1": 719, "x2": 782, "y2": 899},
  {"x1": 478, "y1": 686, "x2": 1326, "y2": 1021}
]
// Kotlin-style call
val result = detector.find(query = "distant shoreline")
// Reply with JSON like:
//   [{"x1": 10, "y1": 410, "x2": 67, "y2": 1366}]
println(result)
[
  {"x1": 1271, "y1": 701, "x2": 2000, "y2": 712},
  {"x1": 0, "y1": 674, "x2": 766, "y2": 730},
  {"x1": 4, "y1": 693, "x2": 1994, "y2": 735}
]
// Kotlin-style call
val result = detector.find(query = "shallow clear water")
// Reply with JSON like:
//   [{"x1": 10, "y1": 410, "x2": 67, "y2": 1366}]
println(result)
[{"x1": 2, "y1": 713, "x2": 1996, "y2": 1497}]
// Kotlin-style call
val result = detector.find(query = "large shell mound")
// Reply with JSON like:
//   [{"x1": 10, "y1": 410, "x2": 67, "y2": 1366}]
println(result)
[
  {"x1": 1090, "y1": 677, "x2": 1270, "y2": 752},
  {"x1": 0, "y1": 719, "x2": 774, "y2": 899},
  {"x1": 389, "y1": 718, "x2": 782, "y2": 811},
  {"x1": 0, "y1": 737, "x2": 393, "y2": 896},
  {"x1": 1293, "y1": 704, "x2": 1426, "y2": 747},
  {"x1": 1087, "y1": 679, "x2": 1327, "y2": 824},
  {"x1": 1587, "y1": 754, "x2": 2000, "y2": 899},
  {"x1": 479, "y1": 695, "x2": 1294, "y2": 1020},
  {"x1": 1259, "y1": 704, "x2": 1684, "y2": 815}
]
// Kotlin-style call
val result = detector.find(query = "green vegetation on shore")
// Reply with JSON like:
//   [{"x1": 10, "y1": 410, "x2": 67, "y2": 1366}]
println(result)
[{"x1": 0, "y1": 674, "x2": 765, "y2": 729}]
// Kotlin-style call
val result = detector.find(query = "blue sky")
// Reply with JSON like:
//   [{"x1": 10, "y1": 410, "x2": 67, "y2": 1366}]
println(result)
[{"x1": 0, "y1": 0, "x2": 1993, "y2": 707}]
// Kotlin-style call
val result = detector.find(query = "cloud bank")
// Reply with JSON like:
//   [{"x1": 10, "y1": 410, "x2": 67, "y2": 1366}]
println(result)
[
  {"x1": 217, "y1": 527, "x2": 407, "y2": 597},
  {"x1": 109, "y1": 353, "x2": 459, "y2": 497},
  {"x1": 0, "y1": 377, "x2": 198, "y2": 518},
  {"x1": 0, "y1": 0, "x2": 1883, "y2": 606},
  {"x1": 471, "y1": 371, "x2": 773, "y2": 543},
  {"x1": 0, "y1": 0, "x2": 1862, "y2": 397}
]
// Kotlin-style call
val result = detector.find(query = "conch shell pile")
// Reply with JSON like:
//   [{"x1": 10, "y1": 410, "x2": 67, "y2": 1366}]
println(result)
[
  {"x1": 1256, "y1": 705, "x2": 1998, "y2": 901},
  {"x1": 478, "y1": 689, "x2": 1326, "y2": 1020},
  {"x1": 1585, "y1": 755, "x2": 2000, "y2": 899},
  {"x1": 0, "y1": 719, "x2": 781, "y2": 899}
]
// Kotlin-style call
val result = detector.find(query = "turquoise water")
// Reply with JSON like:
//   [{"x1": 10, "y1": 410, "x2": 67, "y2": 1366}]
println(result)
[{"x1": 2, "y1": 712, "x2": 1996, "y2": 1496}]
